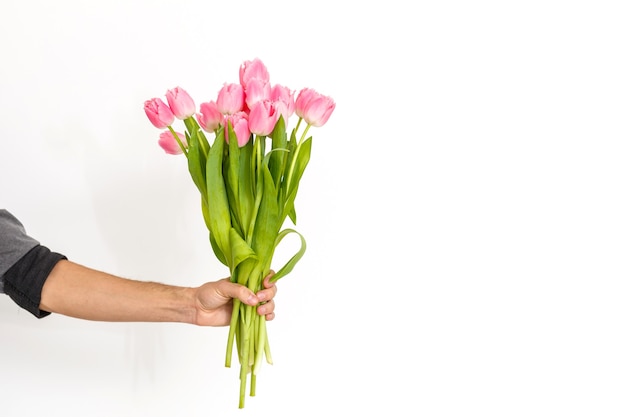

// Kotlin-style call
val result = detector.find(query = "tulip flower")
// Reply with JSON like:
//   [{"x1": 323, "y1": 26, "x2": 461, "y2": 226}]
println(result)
[
  {"x1": 295, "y1": 88, "x2": 336, "y2": 127},
  {"x1": 248, "y1": 100, "x2": 279, "y2": 136},
  {"x1": 197, "y1": 101, "x2": 223, "y2": 133},
  {"x1": 158, "y1": 130, "x2": 187, "y2": 155},
  {"x1": 239, "y1": 57, "x2": 270, "y2": 89},
  {"x1": 271, "y1": 84, "x2": 295, "y2": 125},
  {"x1": 224, "y1": 112, "x2": 250, "y2": 147},
  {"x1": 144, "y1": 98, "x2": 175, "y2": 129},
  {"x1": 244, "y1": 78, "x2": 271, "y2": 110},
  {"x1": 294, "y1": 88, "x2": 316, "y2": 119},
  {"x1": 166, "y1": 86, "x2": 196, "y2": 119},
  {"x1": 217, "y1": 83, "x2": 245, "y2": 115}
]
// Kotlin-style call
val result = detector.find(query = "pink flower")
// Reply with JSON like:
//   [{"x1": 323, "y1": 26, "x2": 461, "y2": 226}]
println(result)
[
  {"x1": 217, "y1": 83, "x2": 245, "y2": 115},
  {"x1": 294, "y1": 88, "x2": 316, "y2": 118},
  {"x1": 248, "y1": 100, "x2": 279, "y2": 136},
  {"x1": 144, "y1": 98, "x2": 175, "y2": 129},
  {"x1": 295, "y1": 88, "x2": 336, "y2": 127},
  {"x1": 158, "y1": 130, "x2": 187, "y2": 155},
  {"x1": 224, "y1": 112, "x2": 250, "y2": 147},
  {"x1": 197, "y1": 101, "x2": 223, "y2": 133},
  {"x1": 239, "y1": 58, "x2": 270, "y2": 90},
  {"x1": 271, "y1": 84, "x2": 295, "y2": 123},
  {"x1": 244, "y1": 78, "x2": 271, "y2": 110},
  {"x1": 165, "y1": 87, "x2": 196, "y2": 119}
]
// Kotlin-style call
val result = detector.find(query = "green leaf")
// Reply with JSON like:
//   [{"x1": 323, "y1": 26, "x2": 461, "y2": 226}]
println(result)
[
  {"x1": 270, "y1": 228, "x2": 307, "y2": 282},
  {"x1": 229, "y1": 227, "x2": 257, "y2": 269},
  {"x1": 203, "y1": 200, "x2": 227, "y2": 266},
  {"x1": 238, "y1": 141, "x2": 255, "y2": 239},
  {"x1": 210, "y1": 232, "x2": 228, "y2": 266},
  {"x1": 187, "y1": 127, "x2": 207, "y2": 200},
  {"x1": 279, "y1": 130, "x2": 298, "y2": 216},
  {"x1": 282, "y1": 137, "x2": 312, "y2": 225},
  {"x1": 251, "y1": 161, "x2": 280, "y2": 262},
  {"x1": 227, "y1": 122, "x2": 241, "y2": 231},
  {"x1": 269, "y1": 115, "x2": 287, "y2": 186},
  {"x1": 206, "y1": 130, "x2": 232, "y2": 265}
]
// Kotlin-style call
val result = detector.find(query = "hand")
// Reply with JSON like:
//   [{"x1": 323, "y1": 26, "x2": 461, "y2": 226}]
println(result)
[{"x1": 193, "y1": 272, "x2": 277, "y2": 326}]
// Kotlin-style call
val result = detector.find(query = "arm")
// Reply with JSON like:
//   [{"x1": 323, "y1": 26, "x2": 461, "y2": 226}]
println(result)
[{"x1": 39, "y1": 259, "x2": 277, "y2": 326}]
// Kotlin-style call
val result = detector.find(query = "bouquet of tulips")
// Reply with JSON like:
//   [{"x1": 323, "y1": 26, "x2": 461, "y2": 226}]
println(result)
[{"x1": 143, "y1": 58, "x2": 335, "y2": 408}]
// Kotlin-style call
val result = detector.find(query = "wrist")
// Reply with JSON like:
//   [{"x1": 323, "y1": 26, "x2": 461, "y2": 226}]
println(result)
[{"x1": 175, "y1": 286, "x2": 199, "y2": 325}]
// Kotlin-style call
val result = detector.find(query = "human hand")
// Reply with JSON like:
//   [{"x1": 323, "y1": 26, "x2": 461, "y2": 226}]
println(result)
[{"x1": 192, "y1": 272, "x2": 277, "y2": 326}]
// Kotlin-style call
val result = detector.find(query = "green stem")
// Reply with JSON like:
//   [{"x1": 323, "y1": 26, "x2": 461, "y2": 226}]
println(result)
[
  {"x1": 293, "y1": 117, "x2": 303, "y2": 136},
  {"x1": 238, "y1": 305, "x2": 252, "y2": 409},
  {"x1": 250, "y1": 372, "x2": 256, "y2": 397},
  {"x1": 253, "y1": 315, "x2": 266, "y2": 375},
  {"x1": 264, "y1": 326, "x2": 273, "y2": 365},
  {"x1": 250, "y1": 311, "x2": 260, "y2": 397},
  {"x1": 225, "y1": 298, "x2": 241, "y2": 368},
  {"x1": 167, "y1": 125, "x2": 188, "y2": 157}
]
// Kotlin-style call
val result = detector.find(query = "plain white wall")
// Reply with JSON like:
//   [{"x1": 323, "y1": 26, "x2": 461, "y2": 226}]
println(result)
[{"x1": 1, "y1": 1, "x2": 625, "y2": 416}]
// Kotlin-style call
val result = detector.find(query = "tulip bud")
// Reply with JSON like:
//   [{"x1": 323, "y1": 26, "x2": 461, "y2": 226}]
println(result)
[
  {"x1": 158, "y1": 130, "x2": 187, "y2": 155},
  {"x1": 166, "y1": 87, "x2": 196, "y2": 119},
  {"x1": 197, "y1": 101, "x2": 223, "y2": 133},
  {"x1": 144, "y1": 98, "x2": 175, "y2": 129},
  {"x1": 244, "y1": 78, "x2": 271, "y2": 110},
  {"x1": 271, "y1": 84, "x2": 295, "y2": 125},
  {"x1": 295, "y1": 88, "x2": 335, "y2": 127},
  {"x1": 224, "y1": 112, "x2": 251, "y2": 147},
  {"x1": 239, "y1": 58, "x2": 270, "y2": 90},
  {"x1": 217, "y1": 83, "x2": 245, "y2": 115},
  {"x1": 248, "y1": 100, "x2": 279, "y2": 136}
]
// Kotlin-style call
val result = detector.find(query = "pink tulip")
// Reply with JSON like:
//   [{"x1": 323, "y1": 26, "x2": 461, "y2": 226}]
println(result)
[
  {"x1": 197, "y1": 101, "x2": 223, "y2": 133},
  {"x1": 248, "y1": 100, "x2": 279, "y2": 136},
  {"x1": 144, "y1": 98, "x2": 175, "y2": 129},
  {"x1": 158, "y1": 130, "x2": 187, "y2": 155},
  {"x1": 217, "y1": 83, "x2": 245, "y2": 115},
  {"x1": 294, "y1": 88, "x2": 317, "y2": 119},
  {"x1": 239, "y1": 58, "x2": 270, "y2": 90},
  {"x1": 165, "y1": 87, "x2": 196, "y2": 120},
  {"x1": 271, "y1": 84, "x2": 295, "y2": 122},
  {"x1": 224, "y1": 112, "x2": 251, "y2": 147},
  {"x1": 244, "y1": 78, "x2": 271, "y2": 110},
  {"x1": 295, "y1": 88, "x2": 336, "y2": 127},
  {"x1": 165, "y1": 86, "x2": 196, "y2": 119}
]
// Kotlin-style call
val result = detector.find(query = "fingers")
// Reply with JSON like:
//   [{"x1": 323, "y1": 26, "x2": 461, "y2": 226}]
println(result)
[
  {"x1": 214, "y1": 278, "x2": 257, "y2": 306},
  {"x1": 256, "y1": 299, "x2": 275, "y2": 321},
  {"x1": 257, "y1": 271, "x2": 277, "y2": 320},
  {"x1": 257, "y1": 270, "x2": 277, "y2": 301},
  {"x1": 220, "y1": 271, "x2": 277, "y2": 320},
  {"x1": 263, "y1": 270, "x2": 276, "y2": 287}
]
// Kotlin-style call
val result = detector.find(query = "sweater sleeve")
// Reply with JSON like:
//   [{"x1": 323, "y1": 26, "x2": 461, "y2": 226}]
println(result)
[
  {"x1": 0, "y1": 209, "x2": 67, "y2": 318},
  {"x1": 0, "y1": 209, "x2": 40, "y2": 286},
  {"x1": 3, "y1": 245, "x2": 67, "y2": 318}
]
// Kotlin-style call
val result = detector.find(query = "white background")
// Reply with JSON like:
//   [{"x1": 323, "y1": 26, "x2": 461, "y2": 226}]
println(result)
[{"x1": 1, "y1": 1, "x2": 625, "y2": 416}]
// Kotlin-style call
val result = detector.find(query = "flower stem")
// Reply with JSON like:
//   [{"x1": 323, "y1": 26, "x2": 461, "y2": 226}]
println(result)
[
  {"x1": 225, "y1": 298, "x2": 241, "y2": 368},
  {"x1": 253, "y1": 315, "x2": 266, "y2": 375},
  {"x1": 167, "y1": 125, "x2": 188, "y2": 157},
  {"x1": 238, "y1": 306, "x2": 251, "y2": 408}
]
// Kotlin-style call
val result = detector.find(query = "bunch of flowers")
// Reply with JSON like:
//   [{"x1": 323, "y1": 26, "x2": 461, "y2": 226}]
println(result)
[{"x1": 144, "y1": 58, "x2": 335, "y2": 408}]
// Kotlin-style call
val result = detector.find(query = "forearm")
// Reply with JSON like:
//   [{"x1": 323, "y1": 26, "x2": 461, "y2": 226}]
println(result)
[{"x1": 40, "y1": 260, "x2": 197, "y2": 323}]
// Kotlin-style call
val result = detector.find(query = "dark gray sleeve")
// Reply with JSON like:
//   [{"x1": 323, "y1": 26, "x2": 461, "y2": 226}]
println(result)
[
  {"x1": 0, "y1": 209, "x2": 40, "y2": 292},
  {"x1": 0, "y1": 209, "x2": 67, "y2": 318}
]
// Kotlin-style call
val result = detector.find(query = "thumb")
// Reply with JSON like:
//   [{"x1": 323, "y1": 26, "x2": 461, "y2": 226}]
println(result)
[{"x1": 219, "y1": 279, "x2": 259, "y2": 306}]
